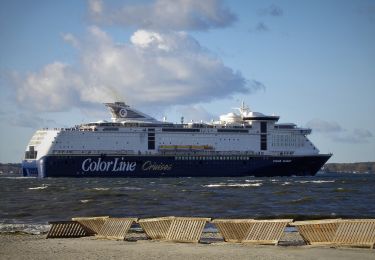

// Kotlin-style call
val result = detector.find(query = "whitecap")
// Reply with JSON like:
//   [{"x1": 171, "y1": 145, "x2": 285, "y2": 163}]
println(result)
[
  {"x1": 203, "y1": 183, "x2": 226, "y2": 187},
  {"x1": 80, "y1": 199, "x2": 91, "y2": 203},
  {"x1": 233, "y1": 183, "x2": 262, "y2": 187},
  {"x1": 204, "y1": 183, "x2": 262, "y2": 188},
  {"x1": 92, "y1": 187, "x2": 110, "y2": 191},
  {"x1": 312, "y1": 180, "x2": 335, "y2": 183},
  {"x1": 281, "y1": 182, "x2": 291, "y2": 186},
  {"x1": 296, "y1": 180, "x2": 335, "y2": 184},
  {"x1": 123, "y1": 186, "x2": 142, "y2": 190},
  {"x1": 245, "y1": 179, "x2": 262, "y2": 183},
  {"x1": 2, "y1": 176, "x2": 35, "y2": 179},
  {"x1": 28, "y1": 185, "x2": 48, "y2": 190},
  {"x1": 112, "y1": 186, "x2": 142, "y2": 191}
]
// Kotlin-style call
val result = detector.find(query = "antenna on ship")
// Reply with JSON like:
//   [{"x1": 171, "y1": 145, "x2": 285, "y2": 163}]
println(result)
[{"x1": 233, "y1": 100, "x2": 250, "y2": 118}]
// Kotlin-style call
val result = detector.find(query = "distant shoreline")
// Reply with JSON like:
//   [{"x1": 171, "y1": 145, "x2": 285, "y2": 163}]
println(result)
[
  {"x1": 0, "y1": 162, "x2": 374, "y2": 174},
  {"x1": 321, "y1": 162, "x2": 375, "y2": 174}
]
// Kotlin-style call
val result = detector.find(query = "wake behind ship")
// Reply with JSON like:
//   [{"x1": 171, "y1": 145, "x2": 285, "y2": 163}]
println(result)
[{"x1": 22, "y1": 102, "x2": 331, "y2": 178}]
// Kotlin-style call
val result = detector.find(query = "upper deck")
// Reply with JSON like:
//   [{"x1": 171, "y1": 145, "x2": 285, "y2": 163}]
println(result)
[{"x1": 23, "y1": 101, "x2": 319, "y2": 160}]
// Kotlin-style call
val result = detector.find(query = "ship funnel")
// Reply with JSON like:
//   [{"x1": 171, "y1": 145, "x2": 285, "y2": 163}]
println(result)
[
  {"x1": 104, "y1": 102, "x2": 130, "y2": 122},
  {"x1": 104, "y1": 102, "x2": 157, "y2": 123}
]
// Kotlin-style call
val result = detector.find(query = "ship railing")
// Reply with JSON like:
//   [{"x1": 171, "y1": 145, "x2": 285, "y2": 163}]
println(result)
[
  {"x1": 51, "y1": 150, "x2": 136, "y2": 155},
  {"x1": 159, "y1": 150, "x2": 256, "y2": 156},
  {"x1": 50, "y1": 150, "x2": 289, "y2": 157}
]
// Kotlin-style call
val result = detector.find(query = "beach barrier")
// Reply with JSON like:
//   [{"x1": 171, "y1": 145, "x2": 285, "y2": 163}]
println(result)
[
  {"x1": 212, "y1": 219, "x2": 292, "y2": 245},
  {"x1": 166, "y1": 217, "x2": 211, "y2": 243},
  {"x1": 333, "y1": 219, "x2": 375, "y2": 249},
  {"x1": 96, "y1": 218, "x2": 138, "y2": 240},
  {"x1": 72, "y1": 216, "x2": 109, "y2": 235},
  {"x1": 243, "y1": 219, "x2": 293, "y2": 245},
  {"x1": 45, "y1": 216, "x2": 375, "y2": 248},
  {"x1": 46, "y1": 221, "x2": 88, "y2": 238},
  {"x1": 138, "y1": 216, "x2": 174, "y2": 240},
  {"x1": 212, "y1": 219, "x2": 254, "y2": 242},
  {"x1": 291, "y1": 219, "x2": 341, "y2": 246},
  {"x1": 292, "y1": 219, "x2": 375, "y2": 248}
]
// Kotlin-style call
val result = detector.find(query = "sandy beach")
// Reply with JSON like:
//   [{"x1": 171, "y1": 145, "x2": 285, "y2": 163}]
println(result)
[{"x1": 1, "y1": 232, "x2": 374, "y2": 260}]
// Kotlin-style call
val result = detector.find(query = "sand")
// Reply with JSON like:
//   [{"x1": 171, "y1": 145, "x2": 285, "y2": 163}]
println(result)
[{"x1": 1, "y1": 232, "x2": 374, "y2": 260}]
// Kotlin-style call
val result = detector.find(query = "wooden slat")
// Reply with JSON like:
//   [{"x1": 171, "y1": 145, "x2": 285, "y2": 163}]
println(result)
[
  {"x1": 138, "y1": 216, "x2": 174, "y2": 240},
  {"x1": 72, "y1": 216, "x2": 109, "y2": 235},
  {"x1": 212, "y1": 219, "x2": 254, "y2": 242},
  {"x1": 46, "y1": 221, "x2": 88, "y2": 238},
  {"x1": 166, "y1": 217, "x2": 211, "y2": 243},
  {"x1": 96, "y1": 218, "x2": 137, "y2": 240},
  {"x1": 243, "y1": 219, "x2": 293, "y2": 245},
  {"x1": 292, "y1": 219, "x2": 341, "y2": 245},
  {"x1": 333, "y1": 219, "x2": 375, "y2": 248}
]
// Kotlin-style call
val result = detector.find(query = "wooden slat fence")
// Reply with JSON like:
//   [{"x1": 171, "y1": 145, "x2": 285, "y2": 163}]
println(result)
[
  {"x1": 292, "y1": 219, "x2": 341, "y2": 245},
  {"x1": 72, "y1": 216, "x2": 109, "y2": 235},
  {"x1": 45, "y1": 216, "x2": 375, "y2": 248},
  {"x1": 243, "y1": 219, "x2": 293, "y2": 245},
  {"x1": 212, "y1": 219, "x2": 254, "y2": 242},
  {"x1": 166, "y1": 217, "x2": 211, "y2": 243},
  {"x1": 291, "y1": 219, "x2": 375, "y2": 248},
  {"x1": 333, "y1": 219, "x2": 375, "y2": 249},
  {"x1": 46, "y1": 221, "x2": 88, "y2": 238},
  {"x1": 138, "y1": 216, "x2": 174, "y2": 240},
  {"x1": 96, "y1": 218, "x2": 138, "y2": 240}
]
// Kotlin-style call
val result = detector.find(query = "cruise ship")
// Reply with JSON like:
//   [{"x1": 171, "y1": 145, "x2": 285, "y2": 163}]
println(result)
[{"x1": 22, "y1": 102, "x2": 331, "y2": 177}]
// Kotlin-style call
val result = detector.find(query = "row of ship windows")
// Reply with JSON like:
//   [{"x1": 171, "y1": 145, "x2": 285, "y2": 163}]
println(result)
[
  {"x1": 175, "y1": 156, "x2": 251, "y2": 161},
  {"x1": 160, "y1": 138, "x2": 241, "y2": 145},
  {"x1": 271, "y1": 142, "x2": 304, "y2": 147}
]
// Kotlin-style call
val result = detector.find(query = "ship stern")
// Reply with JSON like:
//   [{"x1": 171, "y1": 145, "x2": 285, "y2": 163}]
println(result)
[{"x1": 22, "y1": 158, "x2": 46, "y2": 178}]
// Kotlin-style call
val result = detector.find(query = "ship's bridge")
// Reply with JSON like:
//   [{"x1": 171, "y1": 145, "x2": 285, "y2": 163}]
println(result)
[{"x1": 242, "y1": 111, "x2": 280, "y2": 122}]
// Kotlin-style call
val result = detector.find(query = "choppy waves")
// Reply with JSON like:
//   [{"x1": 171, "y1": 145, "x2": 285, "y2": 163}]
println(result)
[
  {"x1": 1, "y1": 172, "x2": 375, "y2": 224},
  {"x1": 0, "y1": 223, "x2": 50, "y2": 234}
]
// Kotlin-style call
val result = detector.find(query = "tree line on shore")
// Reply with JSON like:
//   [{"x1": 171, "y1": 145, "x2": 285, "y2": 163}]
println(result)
[
  {"x1": 322, "y1": 162, "x2": 375, "y2": 174},
  {"x1": 0, "y1": 163, "x2": 22, "y2": 174}
]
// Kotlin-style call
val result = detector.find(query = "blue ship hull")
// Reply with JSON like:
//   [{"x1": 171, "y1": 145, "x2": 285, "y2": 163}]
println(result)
[{"x1": 22, "y1": 154, "x2": 331, "y2": 178}]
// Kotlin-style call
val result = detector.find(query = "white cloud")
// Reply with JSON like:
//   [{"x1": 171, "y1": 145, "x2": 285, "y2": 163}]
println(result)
[
  {"x1": 333, "y1": 129, "x2": 373, "y2": 143},
  {"x1": 88, "y1": 0, "x2": 236, "y2": 30},
  {"x1": 353, "y1": 129, "x2": 373, "y2": 138},
  {"x1": 11, "y1": 27, "x2": 251, "y2": 112},
  {"x1": 62, "y1": 33, "x2": 80, "y2": 48},
  {"x1": 306, "y1": 119, "x2": 373, "y2": 144},
  {"x1": 14, "y1": 62, "x2": 82, "y2": 112},
  {"x1": 258, "y1": 4, "x2": 283, "y2": 17},
  {"x1": 176, "y1": 105, "x2": 217, "y2": 123},
  {"x1": 88, "y1": 0, "x2": 103, "y2": 15},
  {"x1": 306, "y1": 118, "x2": 343, "y2": 133},
  {"x1": 0, "y1": 111, "x2": 56, "y2": 129}
]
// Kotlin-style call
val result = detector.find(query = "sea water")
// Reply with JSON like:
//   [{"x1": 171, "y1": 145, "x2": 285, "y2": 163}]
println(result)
[{"x1": 1, "y1": 172, "x2": 374, "y2": 233}]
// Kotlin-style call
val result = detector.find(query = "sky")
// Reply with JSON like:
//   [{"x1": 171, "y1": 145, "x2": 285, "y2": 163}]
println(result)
[{"x1": 0, "y1": 0, "x2": 374, "y2": 163}]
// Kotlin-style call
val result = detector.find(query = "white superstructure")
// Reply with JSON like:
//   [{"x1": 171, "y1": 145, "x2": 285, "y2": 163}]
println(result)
[{"x1": 24, "y1": 102, "x2": 319, "y2": 161}]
